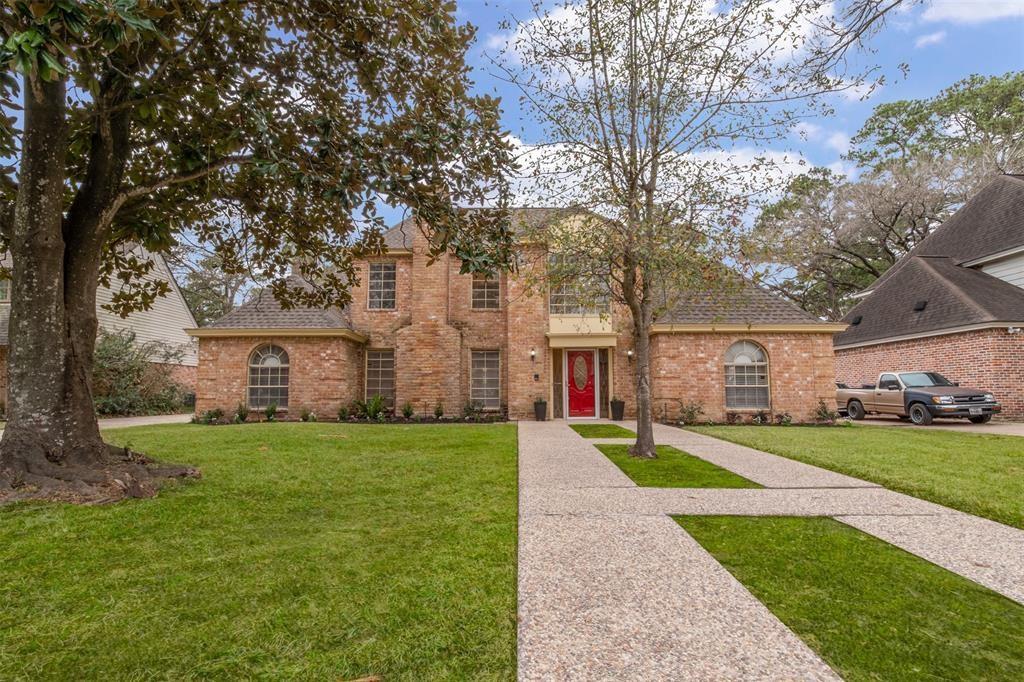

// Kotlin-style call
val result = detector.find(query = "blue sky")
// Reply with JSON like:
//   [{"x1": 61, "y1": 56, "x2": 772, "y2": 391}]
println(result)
[{"x1": 451, "y1": 0, "x2": 1024, "y2": 186}]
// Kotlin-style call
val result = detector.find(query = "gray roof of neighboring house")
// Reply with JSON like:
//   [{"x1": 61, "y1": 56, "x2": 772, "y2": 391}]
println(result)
[
  {"x1": 863, "y1": 174, "x2": 1024, "y2": 294},
  {"x1": 836, "y1": 255, "x2": 1024, "y2": 346},
  {"x1": 656, "y1": 280, "x2": 824, "y2": 325},
  {"x1": 836, "y1": 175, "x2": 1024, "y2": 346},
  {"x1": 207, "y1": 276, "x2": 353, "y2": 330}
]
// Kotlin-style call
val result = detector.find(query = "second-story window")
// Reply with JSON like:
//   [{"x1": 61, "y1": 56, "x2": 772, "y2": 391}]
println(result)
[
  {"x1": 472, "y1": 273, "x2": 500, "y2": 310},
  {"x1": 547, "y1": 254, "x2": 610, "y2": 315},
  {"x1": 368, "y1": 262, "x2": 396, "y2": 309},
  {"x1": 0, "y1": 278, "x2": 9, "y2": 302}
]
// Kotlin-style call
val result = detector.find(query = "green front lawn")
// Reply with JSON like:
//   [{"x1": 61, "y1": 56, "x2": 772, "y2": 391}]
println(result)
[
  {"x1": 690, "y1": 425, "x2": 1024, "y2": 528},
  {"x1": 596, "y1": 444, "x2": 759, "y2": 488},
  {"x1": 0, "y1": 423, "x2": 518, "y2": 680},
  {"x1": 569, "y1": 423, "x2": 636, "y2": 438},
  {"x1": 678, "y1": 516, "x2": 1024, "y2": 681}
]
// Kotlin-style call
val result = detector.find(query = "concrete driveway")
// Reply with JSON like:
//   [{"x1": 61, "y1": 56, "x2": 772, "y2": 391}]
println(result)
[{"x1": 857, "y1": 415, "x2": 1024, "y2": 437}]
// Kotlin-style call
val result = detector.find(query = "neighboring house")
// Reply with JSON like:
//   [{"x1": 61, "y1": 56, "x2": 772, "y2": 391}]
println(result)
[
  {"x1": 835, "y1": 174, "x2": 1024, "y2": 418},
  {"x1": 190, "y1": 209, "x2": 842, "y2": 422},
  {"x1": 0, "y1": 248, "x2": 199, "y2": 402}
]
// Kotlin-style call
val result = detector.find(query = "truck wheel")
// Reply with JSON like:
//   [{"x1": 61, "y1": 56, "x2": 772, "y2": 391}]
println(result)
[
  {"x1": 847, "y1": 400, "x2": 865, "y2": 420},
  {"x1": 909, "y1": 403, "x2": 933, "y2": 426},
  {"x1": 969, "y1": 415, "x2": 992, "y2": 424}
]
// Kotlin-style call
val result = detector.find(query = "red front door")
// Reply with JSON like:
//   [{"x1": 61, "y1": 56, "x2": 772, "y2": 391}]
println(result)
[{"x1": 567, "y1": 350, "x2": 596, "y2": 417}]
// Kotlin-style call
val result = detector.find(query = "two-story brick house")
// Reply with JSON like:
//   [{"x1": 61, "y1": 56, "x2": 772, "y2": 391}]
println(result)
[{"x1": 190, "y1": 209, "x2": 844, "y2": 421}]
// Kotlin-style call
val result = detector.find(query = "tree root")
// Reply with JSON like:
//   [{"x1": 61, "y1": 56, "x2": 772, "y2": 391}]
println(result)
[{"x1": 0, "y1": 443, "x2": 200, "y2": 505}]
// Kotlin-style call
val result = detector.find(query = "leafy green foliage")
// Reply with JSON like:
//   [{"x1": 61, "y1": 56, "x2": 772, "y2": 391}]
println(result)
[
  {"x1": 0, "y1": 0, "x2": 515, "y2": 312},
  {"x1": 92, "y1": 329, "x2": 187, "y2": 416}
]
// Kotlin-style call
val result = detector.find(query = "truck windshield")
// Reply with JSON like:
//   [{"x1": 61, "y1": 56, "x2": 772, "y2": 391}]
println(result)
[{"x1": 899, "y1": 372, "x2": 954, "y2": 387}]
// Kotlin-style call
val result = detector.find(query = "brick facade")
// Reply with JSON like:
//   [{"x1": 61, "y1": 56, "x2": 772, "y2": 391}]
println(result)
[
  {"x1": 835, "y1": 328, "x2": 1024, "y2": 419},
  {"x1": 195, "y1": 226, "x2": 838, "y2": 421}
]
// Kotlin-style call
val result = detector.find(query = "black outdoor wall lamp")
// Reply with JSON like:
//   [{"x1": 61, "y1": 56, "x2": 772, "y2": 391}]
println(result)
[
  {"x1": 530, "y1": 348, "x2": 536, "y2": 362},
  {"x1": 627, "y1": 349, "x2": 634, "y2": 362}
]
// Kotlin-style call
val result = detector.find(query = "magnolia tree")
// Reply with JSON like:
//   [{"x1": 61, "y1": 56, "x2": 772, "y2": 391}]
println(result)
[
  {"x1": 494, "y1": 0, "x2": 903, "y2": 457},
  {"x1": 0, "y1": 1, "x2": 514, "y2": 501}
]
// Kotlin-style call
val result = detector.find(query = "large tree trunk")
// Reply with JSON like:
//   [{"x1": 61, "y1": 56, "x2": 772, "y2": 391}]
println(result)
[
  {"x1": 0, "y1": 75, "x2": 197, "y2": 503},
  {"x1": 630, "y1": 315, "x2": 657, "y2": 459}
]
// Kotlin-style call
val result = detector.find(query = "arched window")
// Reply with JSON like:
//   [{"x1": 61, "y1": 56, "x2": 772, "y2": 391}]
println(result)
[
  {"x1": 248, "y1": 345, "x2": 289, "y2": 409},
  {"x1": 724, "y1": 341, "x2": 769, "y2": 409}
]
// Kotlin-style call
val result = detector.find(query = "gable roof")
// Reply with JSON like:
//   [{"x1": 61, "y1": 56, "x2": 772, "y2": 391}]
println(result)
[
  {"x1": 657, "y1": 279, "x2": 826, "y2": 326},
  {"x1": 835, "y1": 255, "x2": 1024, "y2": 346},
  {"x1": 207, "y1": 276, "x2": 353, "y2": 330},
  {"x1": 381, "y1": 207, "x2": 588, "y2": 251},
  {"x1": 863, "y1": 174, "x2": 1024, "y2": 294}
]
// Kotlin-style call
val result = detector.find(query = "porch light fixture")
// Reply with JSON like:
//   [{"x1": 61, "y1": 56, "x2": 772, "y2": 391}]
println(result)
[
  {"x1": 530, "y1": 348, "x2": 536, "y2": 362},
  {"x1": 627, "y1": 349, "x2": 634, "y2": 362}
]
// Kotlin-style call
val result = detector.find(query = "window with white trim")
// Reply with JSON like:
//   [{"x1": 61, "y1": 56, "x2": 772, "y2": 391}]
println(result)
[
  {"x1": 365, "y1": 349, "x2": 395, "y2": 407},
  {"x1": 248, "y1": 345, "x2": 289, "y2": 409},
  {"x1": 724, "y1": 341, "x2": 769, "y2": 409},
  {"x1": 368, "y1": 262, "x2": 396, "y2": 309},
  {"x1": 470, "y1": 350, "x2": 500, "y2": 410},
  {"x1": 471, "y1": 273, "x2": 500, "y2": 309},
  {"x1": 0, "y1": 278, "x2": 9, "y2": 302}
]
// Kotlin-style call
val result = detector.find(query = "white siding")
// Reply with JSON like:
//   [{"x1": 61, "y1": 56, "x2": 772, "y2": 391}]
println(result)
[
  {"x1": 95, "y1": 248, "x2": 198, "y2": 366},
  {"x1": 980, "y1": 252, "x2": 1024, "y2": 291}
]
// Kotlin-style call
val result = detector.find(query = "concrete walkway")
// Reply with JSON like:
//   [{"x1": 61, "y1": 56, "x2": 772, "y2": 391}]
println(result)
[
  {"x1": 98, "y1": 413, "x2": 193, "y2": 429},
  {"x1": 518, "y1": 420, "x2": 1024, "y2": 681},
  {"x1": 856, "y1": 415, "x2": 1024, "y2": 437}
]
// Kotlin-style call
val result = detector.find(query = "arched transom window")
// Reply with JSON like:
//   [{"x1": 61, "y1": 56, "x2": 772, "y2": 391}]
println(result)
[
  {"x1": 724, "y1": 341, "x2": 769, "y2": 409},
  {"x1": 248, "y1": 345, "x2": 289, "y2": 409}
]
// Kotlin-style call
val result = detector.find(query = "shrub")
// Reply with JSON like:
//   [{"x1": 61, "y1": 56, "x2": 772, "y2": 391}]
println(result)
[
  {"x1": 752, "y1": 410, "x2": 771, "y2": 425},
  {"x1": 264, "y1": 403, "x2": 278, "y2": 422},
  {"x1": 234, "y1": 403, "x2": 249, "y2": 424},
  {"x1": 300, "y1": 408, "x2": 317, "y2": 422},
  {"x1": 725, "y1": 411, "x2": 743, "y2": 425},
  {"x1": 813, "y1": 399, "x2": 839, "y2": 424},
  {"x1": 774, "y1": 412, "x2": 793, "y2": 426},
  {"x1": 401, "y1": 402, "x2": 414, "y2": 419},
  {"x1": 364, "y1": 393, "x2": 387, "y2": 419},
  {"x1": 92, "y1": 329, "x2": 188, "y2": 416},
  {"x1": 195, "y1": 408, "x2": 224, "y2": 425},
  {"x1": 463, "y1": 401, "x2": 483, "y2": 420},
  {"x1": 337, "y1": 405, "x2": 349, "y2": 421},
  {"x1": 676, "y1": 400, "x2": 705, "y2": 425},
  {"x1": 434, "y1": 401, "x2": 444, "y2": 419}
]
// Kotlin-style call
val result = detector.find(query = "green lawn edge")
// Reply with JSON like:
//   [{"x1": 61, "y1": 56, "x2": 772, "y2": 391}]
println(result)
[
  {"x1": 677, "y1": 515, "x2": 1024, "y2": 681},
  {"x1": 688, "y1": 425, "x2": 1024, "y2": 529},
  {"x1": 569, "y1": 423, "x2": 636, "y2": 438},
  {"x1": 0, "y1": 423, "x2": 518, "y2": 680},
  {"x1": 596, "y1": 444, "x2": 760, "y2": 488}
]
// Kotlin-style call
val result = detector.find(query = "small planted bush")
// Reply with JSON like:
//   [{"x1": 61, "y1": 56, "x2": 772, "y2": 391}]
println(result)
[
  {"x1": 300, "y1": 408, "x2": 317, "y2": 422},
  {"x1": 676, "y1": 400, "x2": 705, "y2": 425},
  {"x1": 434, "y1": 401, "x2": 444, "y2": 419},
  {"x1": 195, "y1": 408, "x2": 225, "y2": 425},
  {"x1": 234, "y1": 403, "x2": 250, "y2": 424},
  {"x1": 337, "y1": 405, "x2": 350, "y2": 421},
  {"x1": 814, "y1": 399, "x2": 839, "y2": 424},
  {"x1": 264, "y1": 403, "x2": 278, "y2": 422},
  {"x1": 401, "y1": 402, "x2": 414, "y2": 419}
]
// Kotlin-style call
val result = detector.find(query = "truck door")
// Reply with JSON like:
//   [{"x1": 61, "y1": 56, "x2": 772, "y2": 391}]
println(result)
[{"x1": 875, "y1": 373, "x2": 903, "y2": 414}]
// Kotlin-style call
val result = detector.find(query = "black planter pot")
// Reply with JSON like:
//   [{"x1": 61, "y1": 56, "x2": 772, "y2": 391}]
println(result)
[
  {"x1": 610, "y1": 400, "x2": 625, "y2": 421},
  {"x1": 534, "y1": 400, "x2": 547, "y2": 421}
]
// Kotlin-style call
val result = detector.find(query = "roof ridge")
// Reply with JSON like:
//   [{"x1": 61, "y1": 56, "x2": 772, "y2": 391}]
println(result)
[{"x1": 912, "y1": 256, "x2": 994, "y2": 319}]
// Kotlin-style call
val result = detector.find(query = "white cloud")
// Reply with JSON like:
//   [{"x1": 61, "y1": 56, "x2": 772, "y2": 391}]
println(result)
[
  {"x1": 793, "y1": 121, "x2": 823, "y2": 141},
  {"x1": 914, "y1": 30, "x2": 947, "y2": 48},
  {"x1": 825, "y1": 131, "x2": 850, "y2": 154},
  {"x1": 838, "y1": 79, "x2": 881, "y2": 101},
  {"x1": 923, "y1": 0, "x2": 1024, "y2": 24}
]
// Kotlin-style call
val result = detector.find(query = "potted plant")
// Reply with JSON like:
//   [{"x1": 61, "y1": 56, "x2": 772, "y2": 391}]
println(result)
[
  {"x1": 610, "y1": 396, "x2": 625, "y2": 421},
  {"x1": 533, "y1": 397, "x2": 547, "y2": 421}
]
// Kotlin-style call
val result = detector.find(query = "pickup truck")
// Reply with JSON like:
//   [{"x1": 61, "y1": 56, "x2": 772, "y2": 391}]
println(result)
[{"x1": 836, "y1": 372, "x2": 1000, "y2": 425}]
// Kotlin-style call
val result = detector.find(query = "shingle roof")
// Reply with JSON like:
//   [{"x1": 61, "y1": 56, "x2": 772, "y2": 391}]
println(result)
[
  {"x1": 863, "y1": 174, "x2": 1024, "y2": 294},
  {"x1": 207, "y1": 276, "x2": 353, "y2": 330},
  {"x1": 381, "y1": 207, "x2": 586, "y2": 251},
  {"x1": 657, "y1": 279, "x2": 825, "y2": 325},
  {"x1": 835, "y1": 255, "x2": 1024, "y2": 346}
]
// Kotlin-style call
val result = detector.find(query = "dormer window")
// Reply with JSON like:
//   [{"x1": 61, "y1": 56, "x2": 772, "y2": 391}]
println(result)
[{"x1": 368, "y1": 262, "x2": 396, "y2": 310}]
